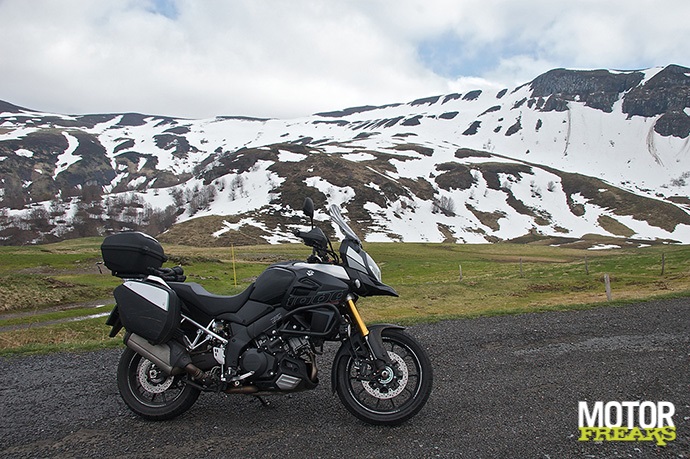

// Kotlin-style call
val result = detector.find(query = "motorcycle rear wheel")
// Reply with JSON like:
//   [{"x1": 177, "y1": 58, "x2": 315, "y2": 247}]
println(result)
[
  {"x1": 117, "y1": 348, "x2": 200, "y2": 421},
  {"x1": 335, "y1": 328, "x2": 433, "y2": 425}
]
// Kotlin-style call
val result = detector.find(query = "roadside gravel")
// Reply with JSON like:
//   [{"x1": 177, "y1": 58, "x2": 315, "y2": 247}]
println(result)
[{"x1": 0, "y1": 298, "x2": 688, "y2": 458}]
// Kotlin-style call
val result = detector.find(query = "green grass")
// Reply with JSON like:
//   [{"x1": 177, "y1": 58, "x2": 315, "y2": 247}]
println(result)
[
  {"x1": 1, "y1": 238, "x2": 689, "y2": 356},
  {"x1": 0, "y1": 238, "x2": 120, "y2": 312},
  {"x1": 0, "y1": 316, "x2": 124, "y2": 356},
  {"x1": 357, "y1": 242, "x2": 690, "y2": 323}
]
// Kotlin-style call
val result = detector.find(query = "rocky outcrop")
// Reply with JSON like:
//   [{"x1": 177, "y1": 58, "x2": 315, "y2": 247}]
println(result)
[
  {"x1": 527, "y1": 65, "x2": 690, "y2": 138},
  {"x1": 530, "y1": 68, "x2": 644, "y2": 113},
  {"x1": 622, "y1": 64, "x2": 690, "y2": 137}
]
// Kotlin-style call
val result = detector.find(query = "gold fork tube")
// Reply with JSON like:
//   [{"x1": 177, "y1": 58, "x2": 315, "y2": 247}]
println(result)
[{"x1": 347, "y1": 297, "x2": 369, "y2": 336}]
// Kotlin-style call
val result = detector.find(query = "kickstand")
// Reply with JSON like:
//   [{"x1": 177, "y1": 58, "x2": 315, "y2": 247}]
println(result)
[{"x1": 254, "y1": 395, "x2": 271, "y2": 407}]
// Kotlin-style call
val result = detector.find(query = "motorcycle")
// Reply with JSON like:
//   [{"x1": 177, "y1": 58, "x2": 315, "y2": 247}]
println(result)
[{"x1": 102, "y1": 198, "x2": 432, "y2": 425}]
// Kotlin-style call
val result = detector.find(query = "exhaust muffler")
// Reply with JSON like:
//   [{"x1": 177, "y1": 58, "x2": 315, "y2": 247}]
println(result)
[{"x1": 124, "y1": 332, "x2": 200, "y2": 378}]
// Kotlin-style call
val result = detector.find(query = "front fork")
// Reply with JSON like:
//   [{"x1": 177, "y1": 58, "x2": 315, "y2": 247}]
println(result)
[
  {"x1": 331, "y1": 318, "x2": 405, "y2": 393},
  {"x1": 346, "y1": 295, "x2": 391, "y2": 371},
  {"x1": 346, "y1": 295, "x2": 369, "y2": 336}
]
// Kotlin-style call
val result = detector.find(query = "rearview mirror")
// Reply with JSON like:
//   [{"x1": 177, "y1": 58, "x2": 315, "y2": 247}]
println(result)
[{"x1": 302, "y1": 198, "x2": 314, "y2": 227}]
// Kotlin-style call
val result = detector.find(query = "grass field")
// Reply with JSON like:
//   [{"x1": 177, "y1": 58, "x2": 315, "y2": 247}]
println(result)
[{"x1": 1, "y1": 237, "x2": 689, "y2": 355}]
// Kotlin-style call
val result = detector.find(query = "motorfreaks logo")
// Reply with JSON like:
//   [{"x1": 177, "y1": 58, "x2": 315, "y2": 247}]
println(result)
[{"x1": 578, "y1": 401, "x2": 676, "y2": 446}]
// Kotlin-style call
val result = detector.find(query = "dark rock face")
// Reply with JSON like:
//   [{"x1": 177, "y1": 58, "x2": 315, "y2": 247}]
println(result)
[
  {"x1": 0, "y1": 100, "x2": 32, "y2": 113},
  {"x1": 410, "y1": 95, "x2": 441, "y2": 106},
  {"x1": 541, "y1": 95, "x2": 569, "y2": 112},
  {"x1": 505, "y1": 118, "x2": 522, "y2": 136},
  {"x1": 0, "y1": 131, "x2": 70, "y2": 206},
  {"x1": 153, "y1": 133, "x2": 199, "y2": 158},
  {"x1": 0, "y1": 130, "x2": 118, "y2": 209},
  {"x1": 654, "y1": 111, "x2": 690, "y2": 138},
  {"x1": 623, "y1": 65, "x2": 690, "y2": 116},
  {"x1": 401, "y1": 115, "x2": 422, "y2": 126},
  {"x1": 528, "y1": 65, "x2": 690, "y2": 138},
  {"x1": 530, "y1": 68, "x2": 645, "y2": 113},
  {"x1": 52, "y1": 132, "x2": 116, "y2": 190},
  {"x1": 462, "y1": 120, "x2": 481, "y2": 135},
  {"x1": 622, "y1": 65, "x2": 690, "y2": 137},
  {"x1": 435, "y1": 162, "x2": 476, "y2": 191},
  {"x1": 442, "y1": 93, "x2": 462, "y2": 104},
  {"x1": 463, "y1": 90, "x2": 482, "y2": 101},
  {"x1": 315, "y1": 105, "x2": 384, "y2": 118}
]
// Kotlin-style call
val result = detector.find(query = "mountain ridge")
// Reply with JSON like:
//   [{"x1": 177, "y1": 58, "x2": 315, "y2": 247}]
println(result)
[{"x1": 1, "y1": 64, "x2": 690, "y2": 246}]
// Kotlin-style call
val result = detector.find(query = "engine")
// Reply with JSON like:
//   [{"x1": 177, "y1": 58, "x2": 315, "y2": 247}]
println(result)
[{"x1": 237, "y1": 333, "x2": 318, "y2": 391}]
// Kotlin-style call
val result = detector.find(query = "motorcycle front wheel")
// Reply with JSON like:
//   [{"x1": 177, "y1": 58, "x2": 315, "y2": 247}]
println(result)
[
  {"x1": 335, "y1": 328, "x2": 433, "y2": 425},
  {"x1": 117, "y1": 348, "x2": 200, "y2": 421}
]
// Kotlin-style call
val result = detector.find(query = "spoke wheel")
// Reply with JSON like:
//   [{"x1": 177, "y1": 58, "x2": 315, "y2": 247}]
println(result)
[
  {"x1": 117, "y1": 348, "x2": 200, "y2": 421},
  {"x1": 335, "y1": 328, "x2": 432, "y2": 425}
]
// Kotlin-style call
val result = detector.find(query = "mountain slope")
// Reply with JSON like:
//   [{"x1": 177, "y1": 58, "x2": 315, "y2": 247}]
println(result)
[{"x1": 1, "y1": 65, "x2": 689, "y2": 245}]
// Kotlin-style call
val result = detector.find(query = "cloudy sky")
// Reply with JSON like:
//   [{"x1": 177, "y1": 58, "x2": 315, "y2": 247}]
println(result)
[{"x1": 1, "y1": 0, "x2": 688, "y2": 119}]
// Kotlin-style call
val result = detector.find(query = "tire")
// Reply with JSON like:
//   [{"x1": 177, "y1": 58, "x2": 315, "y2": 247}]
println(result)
[
  {"x1": 117, "y1": 348, "x2": 200, "y2": 421},
  {"x1": 335, "y1": 328, "x2": 433, "y2": 425}
]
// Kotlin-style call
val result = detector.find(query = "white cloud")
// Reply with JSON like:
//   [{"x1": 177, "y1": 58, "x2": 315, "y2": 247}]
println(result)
[{"x1": 0, "y1": 0, "x2": 688, "y2": 119}]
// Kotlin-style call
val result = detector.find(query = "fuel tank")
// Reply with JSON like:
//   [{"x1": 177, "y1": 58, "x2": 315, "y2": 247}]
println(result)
[{"x1": 250, "y1": 262, "x2": 351, "y2": 310}]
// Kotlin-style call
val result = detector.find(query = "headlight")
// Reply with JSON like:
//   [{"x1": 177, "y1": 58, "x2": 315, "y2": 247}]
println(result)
[{"x1": 364, "y1": 253, "x2": 382, "y2": 282}]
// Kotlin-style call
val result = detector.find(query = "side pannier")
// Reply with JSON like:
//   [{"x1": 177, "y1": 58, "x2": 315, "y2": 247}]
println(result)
[
  {"x1": 114, "y1": 280, "x2": 181, "y2": 344},
  {"x1": 101, "y1": 232, "x2": 167, "y2": 278}
]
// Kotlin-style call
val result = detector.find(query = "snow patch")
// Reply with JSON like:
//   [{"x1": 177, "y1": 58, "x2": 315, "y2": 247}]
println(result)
[
  {"x1": 137, "y1": 156, "x2": 147, "y2": 172},
  {"x1": 304, "y1": 176, "x2": 355, "y2": 207},
  {"x1": 213, "y1": 217, "x2": 297, "y2": 244},
  {"x1": 127, "y1": 176, "x2": 147, "y2": 189},
  {"x1": 190, "y1": 160, "x2": 284, "y2": 218},
  {"x1": 343, "y1": 152, "x2": 376, "y2": 162},
  {"x1": 0, "y1": 127, "x2": 38, "y2": 141},
  {"x1": 53, "y1": 132, "x2": 81, "y2": 178},
  {"x1": 278, "y1": 150, "x2": 307, "y2": 162},
  {"x1": 588, "y1": 244, "x2": 622, "y2": 250},
  {"x1": 15, "y1": 149, "x2": 33, "y2": 158}
]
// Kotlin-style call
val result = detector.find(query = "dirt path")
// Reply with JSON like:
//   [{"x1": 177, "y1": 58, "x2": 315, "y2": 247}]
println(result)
[
  {"x1": 0, "y1": 298, "x2": 113, "y2": 320},
  {"x1": 0, "y1": 298, "x2": 113, "y2": 332}
]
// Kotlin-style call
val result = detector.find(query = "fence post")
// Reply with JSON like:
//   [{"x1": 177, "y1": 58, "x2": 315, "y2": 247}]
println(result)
[
  {"x1": 459, "y1": 264, "x2": 463, "y2": 281},
  {"x1": 661, "y1": 253, "x2": 665, "y2": 276},
  {"x1": 604, "y1": 273, "x2": 612, "y2": 301},
  {"x1": 231, "y1": 244, "x2": 237, "y2": 287}
]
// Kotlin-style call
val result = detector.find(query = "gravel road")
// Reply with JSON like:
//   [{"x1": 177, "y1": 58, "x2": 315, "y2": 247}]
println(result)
[{"x1": 1, "y1": 299, "x2": 688, "y2": 458}]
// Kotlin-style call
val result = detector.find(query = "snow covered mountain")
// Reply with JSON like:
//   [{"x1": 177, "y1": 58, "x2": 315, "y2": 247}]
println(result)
[{"x1": 1, "y1": 64, "x2": 690, "y2": 245}]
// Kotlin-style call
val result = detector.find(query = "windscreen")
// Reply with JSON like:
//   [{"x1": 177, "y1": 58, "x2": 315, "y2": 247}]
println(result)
[{"x1": 328, "y1": 204, "x2": 361, "y2": 244}]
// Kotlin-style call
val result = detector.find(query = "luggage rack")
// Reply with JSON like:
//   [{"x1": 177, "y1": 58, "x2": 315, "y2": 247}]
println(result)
[{"x1": 148, "y1": 266, "x2": 187, "y2": 282}]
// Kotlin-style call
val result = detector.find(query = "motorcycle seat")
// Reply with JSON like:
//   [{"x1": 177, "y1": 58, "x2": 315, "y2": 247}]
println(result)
[{"x1": 169, "y1": 282, "x2": 254, "y2": 316}]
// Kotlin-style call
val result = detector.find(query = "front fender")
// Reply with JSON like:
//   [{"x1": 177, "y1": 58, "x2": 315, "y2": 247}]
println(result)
[{"x1": 331, "y1": 323, "x2": 405, "y2": 393}]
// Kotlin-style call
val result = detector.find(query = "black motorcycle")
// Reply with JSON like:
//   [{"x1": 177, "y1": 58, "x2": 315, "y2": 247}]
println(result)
[{"x1": 103, "y1": 198, "x2": 432, "y2": 425}]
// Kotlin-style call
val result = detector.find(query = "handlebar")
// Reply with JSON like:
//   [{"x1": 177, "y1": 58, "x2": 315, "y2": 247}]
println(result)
[{"x1": 294, "y1": 226, "x2": 338, "y2": 264}]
